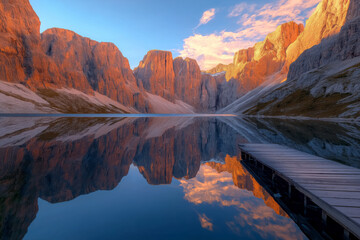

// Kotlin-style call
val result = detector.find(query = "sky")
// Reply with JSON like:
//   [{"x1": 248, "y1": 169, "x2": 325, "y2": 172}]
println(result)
[{"x1": 29, "y1": 0, "x2": 320, "y2": 70}]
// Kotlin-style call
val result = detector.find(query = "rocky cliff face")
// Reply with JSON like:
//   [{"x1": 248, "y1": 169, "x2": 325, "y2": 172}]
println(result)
[
  {"x1": 0, "y1": 0, "x2": 40, "y2": 83},
  {"x1": 221, "y1": 0, "x2": 360, "y2": 118},
  {"x1": 240, "y1": 0, "x2": 360, "y2": 119},
  {"x1": 134, "y1": 51, "x2": 222, "y2": 112},
  {"x1": 230, "y1": 22, "x2": 304, "y2": 83},
  {"x1": 134, "y1": 50, "x2": 176, "y2": 102},
  {"x1": 210, "y1": 22, "x2": 304, "y2": 108},
  {"x1": 0, "y1": 0, "x2": 152, "y2": 112},
  {"x1": 284, "y1": 0, "x2": 353, "y2": 71},
  {"x1": 41, "y1": 28, "x2": 148, "y2": 111},
  {"x1": 0, "y1": 0, "x2": 60, "y2": 88},
  {"x1": 173, "y1": 57, "x2": 202, "y2": 108}
]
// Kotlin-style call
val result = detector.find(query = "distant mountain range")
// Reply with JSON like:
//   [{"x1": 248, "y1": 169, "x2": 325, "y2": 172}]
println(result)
[{"x1": 0, "y1": 0, "x2": 359, "y2": 119}]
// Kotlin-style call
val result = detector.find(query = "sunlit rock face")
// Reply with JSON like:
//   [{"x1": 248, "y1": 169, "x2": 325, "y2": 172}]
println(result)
[
  {"x1": 0, "y1": 0, "x2": 149, "y2": 112},
  {"x1": 134, "y1": 51, "x2": 222, "y2": 112},
  {"x1": 228, "y1": 22, "x2": 303, "y2": 85},
  {"x1": 173, "y1": 57, "x2": 202, "y2": 108},
  {"x1": 41, "y1": 28, "x2": 148, "y2": 111},
  {"x1": 0, "y1": 0, "x2": 60, "y2": 88},
  {"x1": 283, "y1": 0, "x2": 353, "y2": 71},
  {"x1": 242, "y1": 0, "x2": 360, "y2": 119},
  {"x1": 134, "y1": 50, "x2": 176, "y2": 102},
  {"x1": 211, "y1": 22, "x2": 303, "y2": 108},
  {"x1": 287, "y1": 18, "x2": 360, "y2": 82},
  {"x1": 221, "y1": 0, "x2": 360, "y2": 118}
]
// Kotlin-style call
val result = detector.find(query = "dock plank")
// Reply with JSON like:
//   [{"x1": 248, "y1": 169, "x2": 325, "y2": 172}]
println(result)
[{"x1": 239, "y1": 143, "x2": 360, "y2": 239}]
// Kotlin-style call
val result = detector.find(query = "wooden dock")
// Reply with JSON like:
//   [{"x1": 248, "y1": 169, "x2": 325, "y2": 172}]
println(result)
[{"x1": 239, "y1": 144, "x2": 360, "y2": 239}]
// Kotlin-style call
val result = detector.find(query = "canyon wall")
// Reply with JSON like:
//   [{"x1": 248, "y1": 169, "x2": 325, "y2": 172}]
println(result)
[
  {"x1": 0, "y1": 0, "x2": 149, "y2": 112},
  {"x1": 41, "y1": 28, "x2": 147, "y2": 111},
  {"x1": 209, "y1": 22, "x2": 304, "y2": 108},
  {"x1": 134, "y1": 50, "x2": 221, "y2": 112},
  {"x1": 237, "y1": 0, "x2": 360, "y2": 119}
]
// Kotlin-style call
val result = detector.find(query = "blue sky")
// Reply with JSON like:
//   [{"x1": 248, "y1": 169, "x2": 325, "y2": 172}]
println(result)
[{"x1": 30, "y1": 0, "x2": 320, "y2": 69}]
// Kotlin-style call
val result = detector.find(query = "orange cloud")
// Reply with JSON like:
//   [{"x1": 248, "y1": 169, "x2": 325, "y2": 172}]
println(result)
[
  {"x1": 198, "y1": 214, "x2": 214, "y2": 231},
  {"x1": 180, "y1": 161, "x2": 306, "y2": 239},
  {"x1": 180, "y1": 0, "x2": 321, "y2": 70}
]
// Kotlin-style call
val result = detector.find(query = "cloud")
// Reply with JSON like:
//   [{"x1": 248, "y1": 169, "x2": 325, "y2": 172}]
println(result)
[
  {"x1": 180, "y1": 0, "x2": 321, "y2": 70},
  {"x1": 196, "y1": 8, "x2": 216, "y2": 29},
  {"x1": 198, "y1": 214, "x2": 214, "y2": 231},
  {"x1": 179, "y1": 157, "x2": 306, "y2": 240},
  {"x1": 180, "y1": 32, "x2": 255, "y2": 70},
  {"x1": 229, "y1": 3, "x2": 257, "y2": 17}
]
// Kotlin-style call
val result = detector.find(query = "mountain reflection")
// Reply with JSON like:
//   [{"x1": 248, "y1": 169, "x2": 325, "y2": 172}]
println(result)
[
  {"x1": 0, "y1": 116, "x2": 358, "y2": 239},
  {"x1": 181, "y1": 155, "x2": 304, "y2": 239}
]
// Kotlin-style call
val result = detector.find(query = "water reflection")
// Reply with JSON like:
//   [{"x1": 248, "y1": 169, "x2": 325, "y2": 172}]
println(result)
[{"x1": 0, "y1": 116, "x2": 358, "y2": 239}]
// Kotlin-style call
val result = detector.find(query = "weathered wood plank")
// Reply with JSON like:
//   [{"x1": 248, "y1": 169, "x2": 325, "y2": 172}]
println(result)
[
  {"x1": 301, "y1": 184, "x2": 360, "y2": 192},
  {"x1": 355, "y1": 218, "x2": 360, "y2": 225},
  {"x1": 308, "y1": 190, "x2": 360, "y2": 199},
  {"x1": 322, "y1": 198, "x2": 360, "y2": 208},
  {"x1": 239, "y1": 143, "x2": 360, "y2": 238},
  {"x1": 335, "y1": 207, "x2": 360, "y2": 218}
]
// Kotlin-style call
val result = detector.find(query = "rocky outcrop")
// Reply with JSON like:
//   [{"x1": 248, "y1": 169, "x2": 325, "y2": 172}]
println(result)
[
  {"x1": 287, "y1": 18, "x2": 360, "y2": 82},
  {"x1": 210, "y1": 22, "x2": 303, "y2": 108},
  {"x1": 173, "y1": 57, "x2": 202, "y2": 107},
  {"x1": 229, "y1": 22, "x2": 303, "y2": 84},
  {"x1": 0, "y1": 0, "x2": 60, "y2": 88},
  {"x1": 205, "y1": 64, "x2": 232, "y2": 75},
  {"x1": 199, "y1": 73, "x2": 219, "y2": 112},
  {"x1": 134, "y1": 50, "x2": 175, "y2": 102},
  {"x1": 0, "y1": 0, "x2": 151, "y2": 112},
  {"x1": 134, "y1": 51, "x2": 223, "y2": 112},
  {"x1": 221, "y1": 0, "x2": 360, "y2": 118},
  {"x1": 239, "y1": 0, "x2": 360, "y2": 119},
  {"x1": 284, "y1": 0, "x2": 353, "y2": 71},
  {"x1": 41, "y1": 28, "x2": 148, "y2": 111}
]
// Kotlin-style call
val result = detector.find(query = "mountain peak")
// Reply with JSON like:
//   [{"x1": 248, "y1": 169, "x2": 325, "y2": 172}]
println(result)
[{"x1": 284, "y1": 0, "x2": 354, "y2": 71}]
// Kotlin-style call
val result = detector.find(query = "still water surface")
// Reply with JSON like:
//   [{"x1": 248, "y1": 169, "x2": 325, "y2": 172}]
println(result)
[{"x1": 0, "y1": 116, "x2": 359, "y2": 240}]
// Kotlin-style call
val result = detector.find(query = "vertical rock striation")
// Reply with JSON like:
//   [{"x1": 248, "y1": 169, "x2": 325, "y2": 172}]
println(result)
[
  {"x1": 284, "y1": 0, "x2": 353, "y2": 71},
  {"x1": 0, "y1": 0, "x2": 149, "y2": 112},
  {"x1": 41, "y1": 28, "x2": 147, "y2": 111},
  {"x1": 134, "y1": 50, "x2": 175, "y2": 102},
  {"x1": 235, "y1": 0, "x2": 360, "y2": 119},
  {"x1": 210, "y1": 22, "x2": 304, "y2": 108}
]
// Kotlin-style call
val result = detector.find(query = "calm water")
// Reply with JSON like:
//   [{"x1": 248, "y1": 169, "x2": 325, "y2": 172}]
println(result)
[{"x1": 0, "y1": 116, "x2": 359, "y2": 240}]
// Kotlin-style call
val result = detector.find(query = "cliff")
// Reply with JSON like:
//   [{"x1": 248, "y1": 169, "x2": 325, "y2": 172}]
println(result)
[
  {"x1": 41, "y1": 28, "x2": 148, "y2": 111},
  {"x1": 134, "y1": 51, "x2": 221, "y2": 112},
  {"x1": 210, "y1": 22, "x2": 303, "y2": 108},
  {"x1": 173, "y1": 57, "x2": 202, "y2": 108},
  {"x1": 283, "y1": 0, "x2": 353, "y2": 70},
  {"x1": 0, "y1": 0, "x2": 151, "y2": 113},
  {"x1": 241, "y1": 0, "x2": 360, "y2": 119},
  {"x1": 134, "y1": 50, "x2": 176, "y2": 102}
]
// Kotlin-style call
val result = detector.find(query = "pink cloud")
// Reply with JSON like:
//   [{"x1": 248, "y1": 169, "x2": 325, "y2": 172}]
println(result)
[
  {"x1": 180, "y1": 0, "x2": 321, "y2": 70},
  {"x1": 197, "y1": 8, "x2": 216, "y2": 28},
  {"x1": 229, "y1": 3, "x2": 257, "y2": 17}
]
